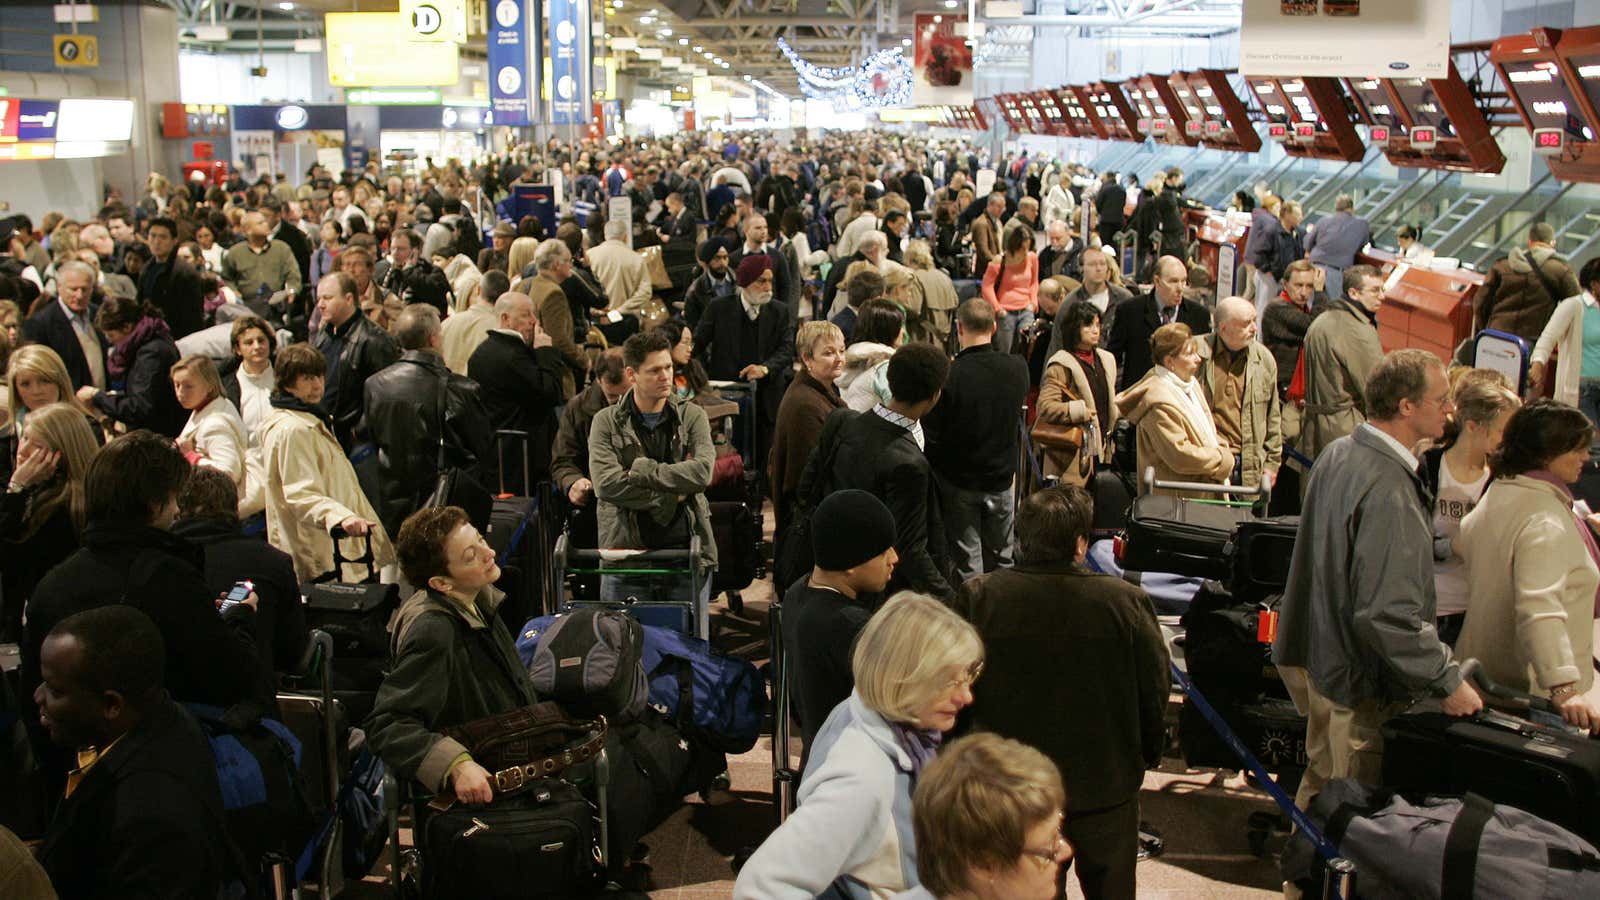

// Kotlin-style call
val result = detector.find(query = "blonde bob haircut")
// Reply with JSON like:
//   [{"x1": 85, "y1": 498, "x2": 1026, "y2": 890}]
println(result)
[
  {"x1": 912, "y1": 733, "x2": 1067, "y2": 897},
  {"x1": 8, "y1": 344, "x2": 76, "y2": 425},
  {"x1": 506, "y1": 236, "x2": 541, "y2": 279},
  {"x1": 851, "y1": 591, "x2": 984, "y2": 725},
  {"x1": 795, "y1": 320, "x2": 844, "y2": 361},
  {"x1": 1149, "y1": 322, "x2": 1193, "y2": 370},
  {"x1": 169, "y1": 354, "x2": 224, "y2": 405}
]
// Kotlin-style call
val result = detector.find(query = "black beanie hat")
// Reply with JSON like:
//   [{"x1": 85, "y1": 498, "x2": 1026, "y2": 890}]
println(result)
[
  {"x1": 697, "y1": 237, "x2": 728, "y2": 265},
  {"x1": 812, "y1": 490, "x2": 898, "y2": 571}
]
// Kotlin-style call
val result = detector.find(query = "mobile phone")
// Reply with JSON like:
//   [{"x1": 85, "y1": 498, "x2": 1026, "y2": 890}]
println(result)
[{"x1": 219, "y1": 579, "x2": 254, "y2": 615}]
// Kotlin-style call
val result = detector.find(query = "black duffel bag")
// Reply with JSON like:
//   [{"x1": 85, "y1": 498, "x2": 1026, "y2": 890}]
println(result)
[
  {"x1": 302, "y1": 528, "x2": 400, "y2": 719},
  {"x1": 422, "y1": 780, "x2": 603, "y2": 900}
]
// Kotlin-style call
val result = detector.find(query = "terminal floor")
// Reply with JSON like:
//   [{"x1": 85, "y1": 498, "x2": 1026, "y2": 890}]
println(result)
[{"x1": 351, "y1": 568, "x2": 1292, "y2": 899}]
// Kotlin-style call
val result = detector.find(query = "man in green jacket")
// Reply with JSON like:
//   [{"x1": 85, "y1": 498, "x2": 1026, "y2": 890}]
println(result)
[{"x1": 588, "y1": 330, "x2": 718, "y2": 635}]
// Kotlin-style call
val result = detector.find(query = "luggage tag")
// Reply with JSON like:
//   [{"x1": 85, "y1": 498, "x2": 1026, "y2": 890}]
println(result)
[{"x1": 1256, "y1": 608, "x2": 1278, "y2": 644}]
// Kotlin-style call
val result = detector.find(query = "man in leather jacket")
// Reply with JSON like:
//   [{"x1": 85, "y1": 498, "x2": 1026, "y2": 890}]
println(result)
[
  {"x1": 312, "y1": 271, "x2": 401, "y2": 450},
  {"x1": 362, "y1": 303, "x2": 493, "y2": 538}
]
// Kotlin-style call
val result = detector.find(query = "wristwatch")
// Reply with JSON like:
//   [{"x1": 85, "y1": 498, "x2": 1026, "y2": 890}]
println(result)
[{"x1": 1551, "y1": 684, "x2": 1579, "y2": 703}]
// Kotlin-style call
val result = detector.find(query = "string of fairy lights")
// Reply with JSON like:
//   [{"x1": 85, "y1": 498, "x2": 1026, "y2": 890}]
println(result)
[{"x1": 776, "y1": 37, "x2": 912, "y2": 110}]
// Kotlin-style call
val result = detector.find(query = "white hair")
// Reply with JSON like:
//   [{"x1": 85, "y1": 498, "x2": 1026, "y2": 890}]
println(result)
[
  {"x1": 533, "y1": 238, "x2": 571, "y2": 271},
  {"x1": 604, "y1": 218, "x2": 629, "y2": 241},
  {"x1": 859, "y1": 230, "x2": 888, "y2": 252}
]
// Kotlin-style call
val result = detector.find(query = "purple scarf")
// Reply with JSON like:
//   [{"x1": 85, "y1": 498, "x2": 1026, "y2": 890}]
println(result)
[
  {"x1": 107, "y1": 316, "x2": 172, "y2": 380},
  {"x1": 1526, "y1": 469, "x2": 1600, "y2": 616},
  {"x1": 890, "y1": 722, "x2": 943, "y2": 778}
]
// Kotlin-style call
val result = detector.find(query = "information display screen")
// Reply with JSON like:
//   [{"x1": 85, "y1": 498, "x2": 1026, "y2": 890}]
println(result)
[
  {"x1": 1390, "y1": 77, "x2": 1453, "y2": 136},
  {"x1": 1344, "y1": 78, "x2": 1400, "y2": 127},
  {"x1": 1568, "y1": 52, "x2": 1600, "y2": 137},
  {"x1": 1501, "y1": 59, "x2": 1589, "y2": 138}
]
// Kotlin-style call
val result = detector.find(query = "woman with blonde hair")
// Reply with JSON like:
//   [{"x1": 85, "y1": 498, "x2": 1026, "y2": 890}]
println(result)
[
  {"x1": 3, "y1": 345, "x2": 99, "y2": 487},
  {"x1": 506, "y1": 235, "x2": 541, "y2": 288},
  {"x1": 897, "y1": 733, "x2": 1071, "y2": 900},
  {"x1": 735, "y1": 591, "x2": 985, "y2": 899},
  {"x1": 2, "y1": 402, "x2": 100, "y2": 640},
  {"x1": 903, "y1": 239, "x2": 959, "y2": 346},
  {"x1": 172, "y1": 354, "x2": 265, "y2": 518}
]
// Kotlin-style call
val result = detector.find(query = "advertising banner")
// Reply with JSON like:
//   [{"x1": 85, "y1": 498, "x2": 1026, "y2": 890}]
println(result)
[
  {"x1": 548, "y1": 0, "x2": 589, "y2": 125},
  {"x1": 490, "y1": 0, "x2": 537, "y2": 126},
  {"x1": 912, "y1": 14, "x2": 973, "y2": 106},
  {"x1": 1239, "y1": 0, "x2": 1449, "y2": 79}
]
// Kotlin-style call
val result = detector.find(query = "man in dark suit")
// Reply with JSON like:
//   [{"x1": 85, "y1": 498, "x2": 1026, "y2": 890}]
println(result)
[
  {"x1": 139, "y1": 217, "x2": 205, "y2": 339},
  {"x1": 694, "y1": 254, "x2": 793, "y2": 465},
  {"x1": 33, "y1": 606, "x2": 241, "y2": 900},
  {"x1": 1094, "y1": 171, "x2": 1127, "y2": 249},
  {"x1": 21, "y1": 259, "x2": 108, "y2": 390},
  {"x1": 657, "y1": 192, "x2": 699, "y2": 246},
  {"x1": 467, "y1": 291, "x2": 569, "y2": 494},
  {"x1": 1105, "y1": 254, "x2": 1211, "y2": 389},
  {"x1": 262, "y1": 195, "x2": 312, "y2": 288}
]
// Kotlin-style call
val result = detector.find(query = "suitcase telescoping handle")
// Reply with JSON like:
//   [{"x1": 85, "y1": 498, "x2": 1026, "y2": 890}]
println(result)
[
  {"x1": 1142, "y1": 467, "x2": 1269, "y2": 511},
  {"x1": 324, "y1": 523, "x2": 379, "y2": 583},
  {"x1": 496, "y1": 429, "x2": 531, "y2": 497},
  {"x1": 1170, "y1": 662, "x2": 1357, "y2": 899},
  {"x1": 1459, "y1": 658, "x2": 1564, "y2": 717}
]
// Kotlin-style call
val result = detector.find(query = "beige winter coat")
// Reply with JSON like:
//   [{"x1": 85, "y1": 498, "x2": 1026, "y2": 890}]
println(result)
[
  {"x1": 1036, "y1": 348, "x2": 1118, "y2": 485},
  {"x1": 1298, "y1": 299, "x2": 1384, "y2": 461},
  {"x1": 1115, "y1": 367, "x2": 1234, "y2": 498},
  {"x1": 1457, "y1": 475, "x2": 1600, "y2": 695},
  {"x1": 260, "y1": 406, "x2": 395, "y2": 583}
]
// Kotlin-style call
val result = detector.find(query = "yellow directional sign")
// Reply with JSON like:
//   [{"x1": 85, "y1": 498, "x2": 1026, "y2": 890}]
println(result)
[{"x1": 53, "y1": 34, "x2": 99, "y2": 68}]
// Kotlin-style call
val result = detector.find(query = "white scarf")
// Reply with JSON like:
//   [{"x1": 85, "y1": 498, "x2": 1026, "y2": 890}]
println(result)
[{"x1": 1154, "y1": 365, "x2": 1220, "y2": 449}]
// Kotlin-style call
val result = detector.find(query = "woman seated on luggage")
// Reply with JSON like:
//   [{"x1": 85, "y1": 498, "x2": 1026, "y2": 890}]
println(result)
[
  {"x1": 1115, "y1": 322, "x2": 1234, "y2": 497},
  {"x1": 367, "y1": 506, "x2": 537, "y2": 804},
  {"x1": 894, "y1": 733, "x2": 1072, "y2": 900},
  {"x1": 734, "y1": 591, "x2": 985, "y2": 899},
  {"x1": 1037, "y1": 300, "x2": 1118, "y2": 487},
  {"x1": 1457, "y1": 400, "x2": 1600, "y2": 734},
  {"x1": 259, "y1": 342, "x2": 394, "y2": 583}
]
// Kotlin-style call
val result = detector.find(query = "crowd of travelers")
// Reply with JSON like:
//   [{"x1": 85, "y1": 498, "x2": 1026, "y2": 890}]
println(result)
[{"x1": 0, "y1": 125, "x2": 1597, "y2": 900}]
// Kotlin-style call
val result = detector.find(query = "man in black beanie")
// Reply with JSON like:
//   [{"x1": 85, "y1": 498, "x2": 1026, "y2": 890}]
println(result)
[{"x1": 779, "y1": 489, "x2": 899, "y2": 754}]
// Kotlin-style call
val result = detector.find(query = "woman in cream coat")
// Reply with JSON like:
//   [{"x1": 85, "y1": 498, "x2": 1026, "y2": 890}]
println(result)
[
  {"x1": 1530, "y1": 258, "x2": 1600, "y2": 438},
  {"x1": 1458, "y1": 401, "x2": 1600, "y2": 733},
  {"x1": 1036, "y1": 300, "x2": 1117, "y2": 485},
  {"x1": 260, "y1": 343, "x2": 395, "y2": 584},
  {"x1": 172, "y1": 355, "x2": 265, "y2": 517},
  {"x1": 1114, "y1": 322, "x2": 1234, "y2": 497}
]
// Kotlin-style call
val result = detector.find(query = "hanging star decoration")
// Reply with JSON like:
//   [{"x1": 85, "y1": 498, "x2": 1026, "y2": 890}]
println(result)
[{"x1": 777, "y1": 37, "x2": 911, "y2": 110}]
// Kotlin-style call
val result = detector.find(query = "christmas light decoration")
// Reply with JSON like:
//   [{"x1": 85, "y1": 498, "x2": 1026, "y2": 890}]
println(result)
[{"x1": 777, "y1": 37, "x2": 910, "y2": 109}]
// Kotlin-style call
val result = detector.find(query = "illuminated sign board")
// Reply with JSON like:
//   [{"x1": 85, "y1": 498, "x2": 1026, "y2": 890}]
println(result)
[
  {"x1": 56, "y1": 98, "x2": 133, "y2": 142},
  {"x1": 1409, "y1": 125, "x2": 1437, "y2": 150},
  {"x1": 1293, "y1": 122, "x2": 1317, "y2": 144},
  {"x1": 1533, "y1": 127, "x2": 1566, "y2": 155},
  {"x1": 325, "y1": 12, "x2": 460, "y2": 87},
  {"x1": 1369, "y1": 125, "x2": 1391, "y2": 143},
  {"x1": 1268, "y1": 122, "x2": 1289, "y2": 142}
]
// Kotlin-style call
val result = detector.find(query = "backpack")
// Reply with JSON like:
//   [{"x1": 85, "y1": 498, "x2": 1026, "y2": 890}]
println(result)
[
  {"x1": 637, "y1": 623, "x2": 764, "y2": 754},
  {"x1": 519, "y1": 608, "x2": 648, "y2": 721},
  {"x1": 187, "y1": 703, "x2": 320, "y2": 873}
]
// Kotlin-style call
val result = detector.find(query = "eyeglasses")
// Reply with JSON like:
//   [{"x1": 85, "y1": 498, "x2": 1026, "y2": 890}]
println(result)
[
  {"x1": 1022, "y1": 835, "x2": 1072, "y2": 867},
  {"x1": 944, "y1": 660, "x2": 984, "y2": 692}
]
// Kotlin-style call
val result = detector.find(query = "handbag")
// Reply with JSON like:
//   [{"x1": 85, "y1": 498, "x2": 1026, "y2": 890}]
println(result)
[
  {"x1": 439, "y1": 701, "x2": 608, "y2": 799},
  {"x1": 421, "y1": 780, "x2": 601, "y2": 900},
  {"x1": 1031, "y1": 417, "x2": 1084, "y2": 453}
]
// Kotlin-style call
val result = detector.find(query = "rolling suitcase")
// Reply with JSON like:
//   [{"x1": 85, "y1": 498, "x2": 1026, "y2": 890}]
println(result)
[
  {"x1": 1381, "y1": 660, "x2": 1600, "y2": 847},
  {"x1": 1225, "y1": 516, "x2": 1299, "y2": 602},
  {"x1": 1090, "y1": 469, "x2": 1136, "y2": 539},
  {"x1": 303, "y1": 528, "x2": 400, "y2": 725},
  {"x1": 710, "y1": 500, "x2": 759, "y2": 594},
  {"x1": 487, "y1": 430, "x2": 546, "y2": 629},
  {"x1": 1117, "y1": 469, "x2": 1267, "y2": 581}
]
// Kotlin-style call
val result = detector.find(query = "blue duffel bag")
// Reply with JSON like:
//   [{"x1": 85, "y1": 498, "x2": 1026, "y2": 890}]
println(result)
[{"x1": 518, "y1": 615, "x2": 763, "y2": 753}]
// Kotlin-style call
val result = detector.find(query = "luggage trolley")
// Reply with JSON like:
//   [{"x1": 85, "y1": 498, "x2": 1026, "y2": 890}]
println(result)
[
  {"x1": 553, "y1": 535, "x2": 712, "y2": 641},
  {"x1": 768, "y1": 599, "x2": 798, "y2": 825}
]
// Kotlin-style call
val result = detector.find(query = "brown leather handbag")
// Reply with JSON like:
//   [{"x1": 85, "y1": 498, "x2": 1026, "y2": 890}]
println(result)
[
  {"x1": 1030, "y1": 417, "x2": 1084, "y2": 454},
  {"x1": 440, "y1": 701, "x2": 608, "y2": 798}
]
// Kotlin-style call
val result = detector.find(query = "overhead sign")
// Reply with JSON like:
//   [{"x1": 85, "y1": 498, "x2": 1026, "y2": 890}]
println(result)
[
  {"x1": 548, "y1": 0, "x2": 589, "y2": 125},
  {"x1": 489, "y1": 0, "x2": 536, "y2": 126},
  {"x1": 402, "y1": 0, "x2": 468, "y2": 44},
  {"x1": 1239, "y1": 0, "x2": 1450, "y2": 79},
  {"x1": 53, "y1": 34, "x2": 98, "y2": 68},
  {"x1": 912, "y1": 14, "x2": 973, "y2": 107},
  {"x1": 347, "y1": 88, "x2": 444, "y2": 105},
  {"x1": 56, "y1": 98, "x2": 132, "y2": 141},
  {"x1": 324, "y1": 12, "x2": 460, "y2": 87}
]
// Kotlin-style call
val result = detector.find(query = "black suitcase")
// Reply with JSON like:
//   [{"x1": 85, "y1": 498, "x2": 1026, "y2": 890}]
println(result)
[
  {"x1": 1381, "y1": 701, "x2": 1600, "y2": 846},
  {"x1": 421, "y1": 780, "x2": 602, "y2": 899},
  {"x1": 487, "y1": 430, "x2": 547, "y2": 628},
  {"x1": 303, "y1": 529, "x2": 400, "y2": 724},
  {"x1": 1120, "y1": 493, "x2": 1258, "y2": 580},
  {"x1": 710, "y1": 500, "x2": 759, "y2": 593},
  {"x1": 1226, "y1": 516, "x2": 1299, "y2": 602},
  {"x1": 1090, "y1": 469, "x2": 1135, "y2": 538},
  {"x1": 1179, "y1": 695, "x2": 1306, "y2": 791}
]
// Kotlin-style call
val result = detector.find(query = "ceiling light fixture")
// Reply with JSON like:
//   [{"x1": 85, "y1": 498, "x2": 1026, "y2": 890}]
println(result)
[
  {"x1": 659, "y1": 27, "x2": 671, "y2": 36},
  {"x1": 679, "y1": 37, "x2": 688, "y2": 45}
]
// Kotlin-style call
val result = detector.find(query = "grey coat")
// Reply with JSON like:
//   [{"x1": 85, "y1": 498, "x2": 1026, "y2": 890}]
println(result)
[
  {"x1": 588, "y1": 389, "x2": 718, "y2": 573},
  {"x1": 1271, "y1": 426, "x2": 1463, "y2": 708}
]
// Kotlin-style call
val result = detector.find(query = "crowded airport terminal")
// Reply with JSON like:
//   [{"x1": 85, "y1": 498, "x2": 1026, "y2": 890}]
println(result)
[{"x1": 5, "y1": 0, "x2": 1600, "y2": 897}]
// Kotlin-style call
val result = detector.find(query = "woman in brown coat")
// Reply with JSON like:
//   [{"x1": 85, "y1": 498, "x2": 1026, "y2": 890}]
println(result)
[
  {"x1": 1115, "y1": 322, "x2": 1235, "y2": 497},
  {"x1": 1036, "y1": 301, "x2": 1118, "y2": 486},
  {"x1": 768, "y1": 321, "x2": 847, "y2": 550}
]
